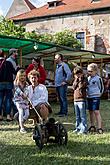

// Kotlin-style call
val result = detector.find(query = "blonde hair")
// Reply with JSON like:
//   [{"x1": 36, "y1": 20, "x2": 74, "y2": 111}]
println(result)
[
  {"x1": 74, "y1": 66, "x2": 83, "y2": 75},
  {"x1": 28, "y1": 69, "x2": 40, "y2": 80},
  {"x1": 87, "y1": 63, "x2": 98, "y2": 72},
  {"x1": 14, "y1": 69, "x2": 26, "y2": 86}
]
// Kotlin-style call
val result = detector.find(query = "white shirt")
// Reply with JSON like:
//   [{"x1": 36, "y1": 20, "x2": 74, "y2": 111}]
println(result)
[{"x1": 28, "y1": 84, "x2": 48, "y2": 107}]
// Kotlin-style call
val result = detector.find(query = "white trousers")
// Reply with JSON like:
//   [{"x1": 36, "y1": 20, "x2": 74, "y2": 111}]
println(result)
[{"x1": 15, "y1": 103, "x2": 29, "y2": 128}]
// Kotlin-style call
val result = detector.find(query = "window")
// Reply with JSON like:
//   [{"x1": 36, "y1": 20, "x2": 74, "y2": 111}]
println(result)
[
  {"x1": 48, "y1": 0, "x2": 61, "y2": 8},
  {"x1": 48, "y1": 2, "x2": 56, "y2": 8},
  {"x1": 76, "y1": 32, "x2": 85, "y2": 49}
]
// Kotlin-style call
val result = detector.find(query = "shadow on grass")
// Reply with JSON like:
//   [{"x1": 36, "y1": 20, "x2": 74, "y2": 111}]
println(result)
[{"x1": 0, "y1": 138, "x2": 110, "y2": 165}]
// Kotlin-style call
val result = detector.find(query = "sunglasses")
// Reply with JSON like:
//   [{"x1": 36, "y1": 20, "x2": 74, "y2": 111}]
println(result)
[{"x1": 88, "y1": 70, "x2": 93, "y2": 72}]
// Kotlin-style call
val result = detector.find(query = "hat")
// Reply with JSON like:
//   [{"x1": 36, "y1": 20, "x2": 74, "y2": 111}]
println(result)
[{"x1": 9, "y1": 48, "x2": 18, "y2": 55}]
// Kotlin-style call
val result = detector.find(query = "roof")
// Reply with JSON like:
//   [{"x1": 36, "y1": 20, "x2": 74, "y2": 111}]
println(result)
[
  {"x1": 24, "y1": 0, "x2": 36, "y2": 10},
  {"x1": 0, "y1": 35, "x2": 54, "y2": 55},
  {"x1": 6, "y1": 0, "x2": 36, "y2": 18},
  {"x1": 11, "y1": 0, "x2": 110, "y2": 21},
  {"x1": 22, "y1": 45, "x2": 110, "y2": 64}
]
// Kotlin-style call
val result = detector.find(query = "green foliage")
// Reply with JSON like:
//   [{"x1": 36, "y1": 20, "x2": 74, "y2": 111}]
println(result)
[
  {"x1": 25, "y1": 30, "x2": 39, "y2": 40},
  {"x1": 38, "y1": 33, "x2": 54, "y2": 42},
  {"x1": 0, "y1": 17, "x2": 25, "y2": 38},
  {"x1": 0, "y1": 18, "x2": 81, "y2": 49},
  {"x1": 53, "y1": 30, "x2": 81, "y2": 48}
]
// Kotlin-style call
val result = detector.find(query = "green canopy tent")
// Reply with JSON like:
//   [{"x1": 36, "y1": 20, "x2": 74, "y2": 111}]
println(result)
[
  {"x1": 0, "y1": 35, "x2": 56, "y2": 66},
  {"x1": 22, "y1": 44, "x2": 110, "y2": 70},
  {"x1": 0, "y1": 35, "x2": 110, "y2": 69},
  {"x1": 21, "y1": 45, "x2": 110, "y2": 77}
]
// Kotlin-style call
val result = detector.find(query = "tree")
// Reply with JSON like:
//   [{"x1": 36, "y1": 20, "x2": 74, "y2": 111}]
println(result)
[
  {"x1": 0, "y1": 17, "x2": 81, "y2": 49},
  {"x1": 0, "y1": 17, "x2": 25, "y2": 38},
  {"x1": 53, "y1": 30, "x2": 81, "y2": 48}
]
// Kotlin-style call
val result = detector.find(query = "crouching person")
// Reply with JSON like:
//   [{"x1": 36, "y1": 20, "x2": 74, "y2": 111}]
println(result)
[
  {"x1": 13, "y1": 69, "x2": 29, "y2": 133},
  {"x1": 28, "y1": 70, "x2": 52, "y2": 125}
]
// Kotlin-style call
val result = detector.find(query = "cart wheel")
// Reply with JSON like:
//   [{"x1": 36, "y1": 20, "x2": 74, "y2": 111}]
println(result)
[
  {"x1": 57, "y1": 122, "x2": 68, "y2": 145},
  {"x1": 33, "y1": 124, "x2": 43, "y2": 150}
]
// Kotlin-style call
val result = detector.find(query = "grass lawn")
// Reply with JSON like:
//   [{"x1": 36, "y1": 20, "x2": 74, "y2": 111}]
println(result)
[{"x1": 0, "y1": 100, "x2": 110, "y2": 165}]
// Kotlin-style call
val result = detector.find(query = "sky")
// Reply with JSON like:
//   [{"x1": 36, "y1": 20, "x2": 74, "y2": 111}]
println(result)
[{"x1": 0, "y1": 0, "x2": 53, "y2": 16}]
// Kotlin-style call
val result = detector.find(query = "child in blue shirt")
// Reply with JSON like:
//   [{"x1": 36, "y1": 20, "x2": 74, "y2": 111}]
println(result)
[{"x1": 87, "y1": 63, "x2": 104, "y2": 134}]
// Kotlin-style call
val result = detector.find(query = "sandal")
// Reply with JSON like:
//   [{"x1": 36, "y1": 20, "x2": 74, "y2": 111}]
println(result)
[
  {"x1": 97, "y1": 128, "x2": 103, "y2": 134},
  {"x1": 88, "y1": 126, "x2": 96, "y2": 133}
]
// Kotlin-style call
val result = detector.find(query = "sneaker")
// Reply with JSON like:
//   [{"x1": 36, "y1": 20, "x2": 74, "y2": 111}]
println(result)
[
  {"x1": 73, "y1": 129, "x2": 79, "y2": 133},
  {"x1": 20, "y1": 128, "x2": 27, "y2": 134},
  {"x1": 77, "y1": 130, "x2": 87, "y2": 135}
]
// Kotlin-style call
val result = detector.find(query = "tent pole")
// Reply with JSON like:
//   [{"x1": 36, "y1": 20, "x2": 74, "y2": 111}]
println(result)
[
  {"x1": 53, "y1": 54, "x2": 56, "y2": 80},
  {"x1": 80, "y1": 56, "x2": 82, "y2": 67},
  {"x1": 88, "y1": 60, "x2": 89, "y2": 65},
  {"x1": 20, "y1": 48, "x2": 22, "y2": 67}
]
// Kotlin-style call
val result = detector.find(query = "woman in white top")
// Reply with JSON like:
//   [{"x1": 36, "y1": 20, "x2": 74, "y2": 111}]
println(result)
[{"x1": 28, "y1": 70, "x2": 52, "y2": 124}]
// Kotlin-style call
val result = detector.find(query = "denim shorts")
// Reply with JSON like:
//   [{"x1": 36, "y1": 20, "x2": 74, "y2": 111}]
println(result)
[{"x1": 87, "y1": 97, "x2": 100, "y2": 111}]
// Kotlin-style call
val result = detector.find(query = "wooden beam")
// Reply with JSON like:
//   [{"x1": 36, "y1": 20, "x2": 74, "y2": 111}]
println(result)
[
  {"x1": 80, "y1": 56, "x2": 82, "y2": 67},
  {"x1": 100, "y1": 58, "x2": 103, "y2": 77}
]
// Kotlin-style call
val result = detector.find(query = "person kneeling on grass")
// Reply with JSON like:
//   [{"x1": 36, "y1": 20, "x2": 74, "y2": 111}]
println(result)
[
  {"x1": 13, "y1": 69, "x2": 29, "y2": 133},
  {"x1": 28, "y1": 70, "x2": 52, "y2": 125}
]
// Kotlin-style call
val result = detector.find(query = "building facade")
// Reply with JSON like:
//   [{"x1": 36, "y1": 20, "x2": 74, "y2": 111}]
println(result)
[
  {"x1": 10, "y1": 0, "x2": 110, "y2": 54},
  {"x1": 6, "y1": 0, "x2": 36, "y2": 18}
]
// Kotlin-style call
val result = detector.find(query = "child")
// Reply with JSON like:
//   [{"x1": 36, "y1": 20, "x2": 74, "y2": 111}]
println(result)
[
  {"x1": 87, "y1": 63, "x2": 104, "y2": 134},
  {"x1": 72, "y1": 66, "x2": 87, "y2": 134},
  {"x1": 13, "y1": 69, "x2": 29, "y2": 133}
]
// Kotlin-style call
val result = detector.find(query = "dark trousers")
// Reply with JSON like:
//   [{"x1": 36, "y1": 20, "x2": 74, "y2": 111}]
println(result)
[
  {"x1": 0, "y1": 82, "x2": 13, "y2": 116},
  {"x1": 56, "y1": 84, "x2": 68, "y2": 115}
]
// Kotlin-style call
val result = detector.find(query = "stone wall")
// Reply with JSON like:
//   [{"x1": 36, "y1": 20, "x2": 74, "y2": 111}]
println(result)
[{"x1": 20, "y1": 10, "x2": 110, "y2": 54}]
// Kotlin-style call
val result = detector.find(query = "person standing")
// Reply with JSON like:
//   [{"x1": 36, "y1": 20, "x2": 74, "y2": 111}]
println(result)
[
  {"x1": 54, "y1": 54, "x2": 72, "y2": 117},
  {"x1": 72, "y1": 66, "x2": 87, "y2": 134},
  {"x1": 106, "y1": 74, "x2": 110, "y2": 100},
  {"x1": 26, "y1": 57, "x2": 46, "y2": 84},
  {"x1": 7, "y1": 48, "x2": 19, "y2": 78},
  {"x1": 13, "y1": 69, "x2": 29, "y2": 133},
  {"x1": 87, "y1": 63, "x2": 104, "y2": 134},
  {"x1": 0, "y1": 49, "x2": 16, "y2": 121},
  {"x1": 7, "y1": 48, "x2": 20, "y2": 117}
]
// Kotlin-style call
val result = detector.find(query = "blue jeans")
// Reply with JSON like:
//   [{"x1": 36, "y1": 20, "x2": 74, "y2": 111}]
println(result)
[
  {"x1": 0, "y1": 82, "x2": 13, "y2": 116},
  {"x1": 74, "y1": 101, "x2": 87, "y2": 132},
  {"x1": 56, "y1": 84, "x2": 68, "y2": 115}
]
